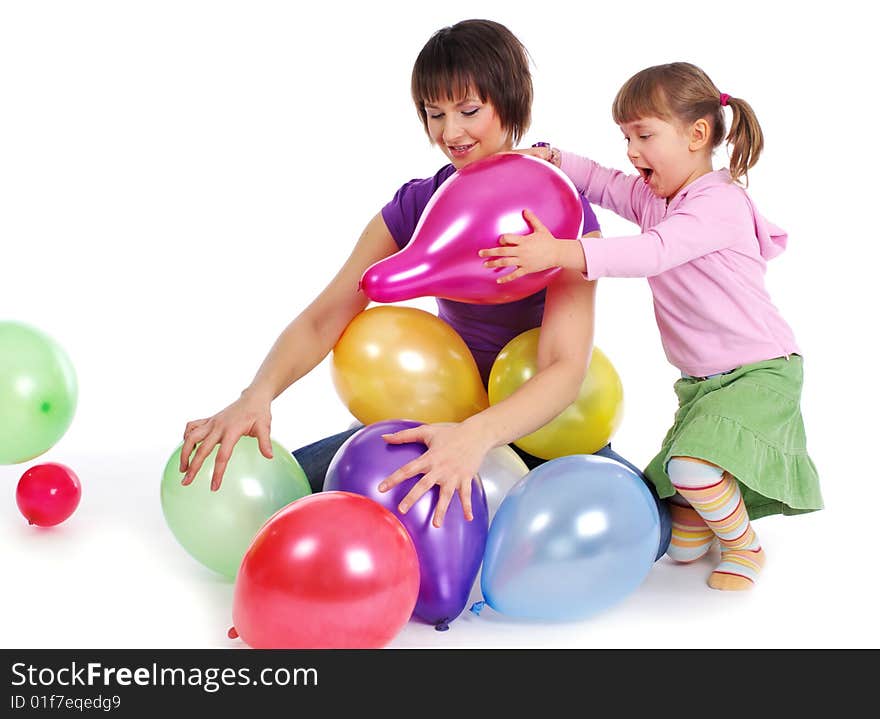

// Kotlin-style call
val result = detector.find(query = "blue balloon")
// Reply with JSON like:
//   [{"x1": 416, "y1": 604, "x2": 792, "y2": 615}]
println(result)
[
  {"x1": 480, "y1": 454, "x2": 659, "y2": 620},
  {"x1": 593, "y1": 444, "x2": 671, "y2": 560}
]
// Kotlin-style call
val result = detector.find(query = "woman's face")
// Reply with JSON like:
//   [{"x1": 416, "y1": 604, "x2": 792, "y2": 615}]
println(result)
[{"x1": 424, "y1": 95, "x2": 512, "y2": 169}]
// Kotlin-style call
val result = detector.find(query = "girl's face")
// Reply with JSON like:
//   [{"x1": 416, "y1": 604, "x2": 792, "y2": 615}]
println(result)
[
  {"x1": 424, "y1": 95, "x2": 512, "y2": 169},
  {"x1": 620, "y1": 116, "x2": 711, "y2": 200}
]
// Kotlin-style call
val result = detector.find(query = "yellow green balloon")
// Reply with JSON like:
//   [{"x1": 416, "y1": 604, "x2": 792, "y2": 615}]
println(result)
[
  {"x1": 488, "y1": 329, "x2": 624, "y2": 459},
  {"x1": 0, "y1": 321, "x2": 78, "y2": 465},
  {"x1": 160, "y1": 437, "x2": 311, "y2": 579}
]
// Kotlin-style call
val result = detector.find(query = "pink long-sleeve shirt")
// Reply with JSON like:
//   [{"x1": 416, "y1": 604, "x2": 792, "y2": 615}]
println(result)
[{"x1": 560, "y1": 151, "x2": 799, "y2": 377}]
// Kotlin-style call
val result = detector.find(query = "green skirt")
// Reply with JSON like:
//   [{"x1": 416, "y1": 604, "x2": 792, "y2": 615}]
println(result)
[{"x1": 644, "y1": 355, "x2": 823, "y2": 521}]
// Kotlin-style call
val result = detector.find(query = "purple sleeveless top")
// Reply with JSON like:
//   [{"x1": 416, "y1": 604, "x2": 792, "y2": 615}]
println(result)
[{"x1": 380, "y1": 164, "x2": 600, "y2": 385}]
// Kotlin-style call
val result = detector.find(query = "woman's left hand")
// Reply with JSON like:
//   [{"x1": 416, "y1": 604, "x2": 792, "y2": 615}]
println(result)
[{"x1": 378, "y1": 422, "x2": 493, "y2": 528}]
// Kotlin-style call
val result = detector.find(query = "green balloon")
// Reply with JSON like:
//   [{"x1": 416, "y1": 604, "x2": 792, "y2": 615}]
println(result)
[
  {"x1": 160, "y1": 436, "x2": 311, "y2": 579},
  {"x1": 0, "y1": 321, "x2": 78, "y2": 465}
]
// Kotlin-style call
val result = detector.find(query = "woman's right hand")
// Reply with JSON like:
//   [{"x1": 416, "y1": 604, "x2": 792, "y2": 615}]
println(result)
[{"x1": 179, "y1": 389, "x2": 274, "y2": 491}]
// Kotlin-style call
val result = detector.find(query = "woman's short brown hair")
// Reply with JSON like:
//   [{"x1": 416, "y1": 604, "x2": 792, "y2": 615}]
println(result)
[{"x1": 411, "y1": 19, "x2": 532, "y2": 144}]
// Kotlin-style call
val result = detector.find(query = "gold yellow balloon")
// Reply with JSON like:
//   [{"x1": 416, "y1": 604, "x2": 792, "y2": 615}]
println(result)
[
  {"x1": 331, "y1": 306, "x2": 488, "y2": 425},
  {"x1": 488, "y1": 328, "x2": 624, "y2": 459}
]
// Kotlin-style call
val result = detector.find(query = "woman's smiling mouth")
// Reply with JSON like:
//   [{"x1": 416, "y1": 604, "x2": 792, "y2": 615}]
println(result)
[{"x1": 448, "y1": 143, "x2": 476, "y2": 158}]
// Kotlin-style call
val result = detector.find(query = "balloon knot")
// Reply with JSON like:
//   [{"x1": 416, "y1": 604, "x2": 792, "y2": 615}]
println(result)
[
  {"x1": 227, "y1": 626, "x2": 239, "y2": 639},
  {"x1": 469, "y1": 601, "x2": 486, "y2": 616},
  {"x1": 434, "y1": 618, "x2": 450, "y2": 632}
]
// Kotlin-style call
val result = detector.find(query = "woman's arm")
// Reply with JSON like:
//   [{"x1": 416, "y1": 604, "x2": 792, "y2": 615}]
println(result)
[
  {"x1": 180, "y1": 212, "x2": 399, "y2": 489},
  {"x1": 245, "y1": 213, "x2": 397, "y2": 401},
  {"x1": 463, "y1": 267, "x2": 596, "y2": 446},
  {"x1": 380, "y1": 244, "x2": 598, "y2": 527}
]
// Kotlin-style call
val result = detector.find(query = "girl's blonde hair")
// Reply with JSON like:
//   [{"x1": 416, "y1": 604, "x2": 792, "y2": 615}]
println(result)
[{"x1": 612, "y1": 62, "x2": 764, "y2": 184}]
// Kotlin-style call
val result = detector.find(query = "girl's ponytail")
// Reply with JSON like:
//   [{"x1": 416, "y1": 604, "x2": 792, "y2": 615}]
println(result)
[
  {"x1": 725, "y1": 95, "x2": 764, "y2": 185},
  {"x1": 612, "y1": 63, "x2": 767, "y2": 186}
]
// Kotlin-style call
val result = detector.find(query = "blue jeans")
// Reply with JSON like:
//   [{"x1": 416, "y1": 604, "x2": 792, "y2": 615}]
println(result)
[{"x1": 293, "y1": 427, "x2": 671, "y2": 561}]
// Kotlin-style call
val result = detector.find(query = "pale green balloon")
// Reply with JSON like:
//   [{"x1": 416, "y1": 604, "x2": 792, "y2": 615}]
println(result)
[
  {"x1": 160, "y1": 436, "x2": 311, "y2": 579},
  {"x1": 0, "y1": 321, "x2": 78, "y2": 465}
]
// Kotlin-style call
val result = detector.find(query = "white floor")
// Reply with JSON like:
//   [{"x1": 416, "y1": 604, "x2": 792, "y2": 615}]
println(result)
[{"x1": 0, "y1": 443, "x2": 867, "y2": 649}]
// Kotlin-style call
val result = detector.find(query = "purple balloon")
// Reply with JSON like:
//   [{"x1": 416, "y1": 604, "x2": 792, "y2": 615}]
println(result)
[
  {"x1": 325, "y1": 419, "x2": 489, "y2": 627},
  {"x1": 360, "y1": 153, "x2": 584, "y2": 305}
]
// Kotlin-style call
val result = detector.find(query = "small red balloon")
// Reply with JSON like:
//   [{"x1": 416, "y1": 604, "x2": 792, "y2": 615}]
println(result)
[
  {"x1": 16, "y1": 462, "x2": 81, "y2": 526},
  {"x1": 232, "y1": 492, "x2": 420, "y2": 649}
]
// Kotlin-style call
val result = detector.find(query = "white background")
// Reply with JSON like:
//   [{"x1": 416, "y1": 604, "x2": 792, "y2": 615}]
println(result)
[{"x1": 1, "y1": 0, "x2": 876, "y2": 648}]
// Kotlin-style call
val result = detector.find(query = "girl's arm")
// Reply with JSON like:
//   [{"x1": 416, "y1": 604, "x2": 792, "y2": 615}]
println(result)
[
  {"x1": 486, "y1": 189, "x2": 748, "y2": 281},
  {"x1": 519, "y1": 146, "x2": 651, "y2": 225},
  {"x1": 380, "y1": 240, "x2": 599, "y2": 528},
  {"x1": 180, "y1": 212, "x2": 399, "y2": 489},
  {"x1": 559, "y1": 151, "x2": 653, "y2": 226},
  {"x1": 577, "y1": 190, "x2": 747, "y2": 278}
]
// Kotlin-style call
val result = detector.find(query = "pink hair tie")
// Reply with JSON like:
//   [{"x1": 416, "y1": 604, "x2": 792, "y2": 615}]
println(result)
[{"x1": 720, "y1": 93, "x2": 731, "y2": 107}]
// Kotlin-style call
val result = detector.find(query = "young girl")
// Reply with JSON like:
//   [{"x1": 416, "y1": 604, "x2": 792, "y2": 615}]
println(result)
[
  {"x1": 480, "y1": 62, "x2": 822, "y2": 589},
  {"x1": 178, "y1": 20, "x2": 670, "y2": 546}
]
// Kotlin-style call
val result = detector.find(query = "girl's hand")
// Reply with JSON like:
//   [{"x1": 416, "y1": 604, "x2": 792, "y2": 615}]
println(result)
[
  {"x1": 478, "y1": 209, "x2": 562, "y2": 284},
  {"x1": 511, "y1": 146, "x2": 553, "y2": 161},
  {"x1": 179, "y1": 389, "x2": 273, "y2": 491},
  {"x1": 511, "y1": 145, "x2": 560, "y2": 166},
  {"x1": 377, "y1": 422, "x2": 493, "y2": 528}
]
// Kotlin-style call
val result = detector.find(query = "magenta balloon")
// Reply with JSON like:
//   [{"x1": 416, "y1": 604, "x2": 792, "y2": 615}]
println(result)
[
  {"x1": 361, "y1": 153, "x2": 584, "y2": 305},
  {"x1": 324, "y1": 420, "x2": 489, "y2": 627}
]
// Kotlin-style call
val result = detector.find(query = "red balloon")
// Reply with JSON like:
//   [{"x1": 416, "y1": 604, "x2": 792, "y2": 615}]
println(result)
[
  {"x1": 231, "y1": 492, "x2": 420, "y2": 649},
  {"x1": 361, "y1": 152, "x2": 584, "y2": 305},
  {"x1": 16, "y1": 463, "x2": 82, "y2": 527}
]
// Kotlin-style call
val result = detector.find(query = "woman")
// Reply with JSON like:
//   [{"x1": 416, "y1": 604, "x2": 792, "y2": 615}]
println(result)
[{"x1": 179, "y1": 19, "x2": 669, "y2": 550}]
